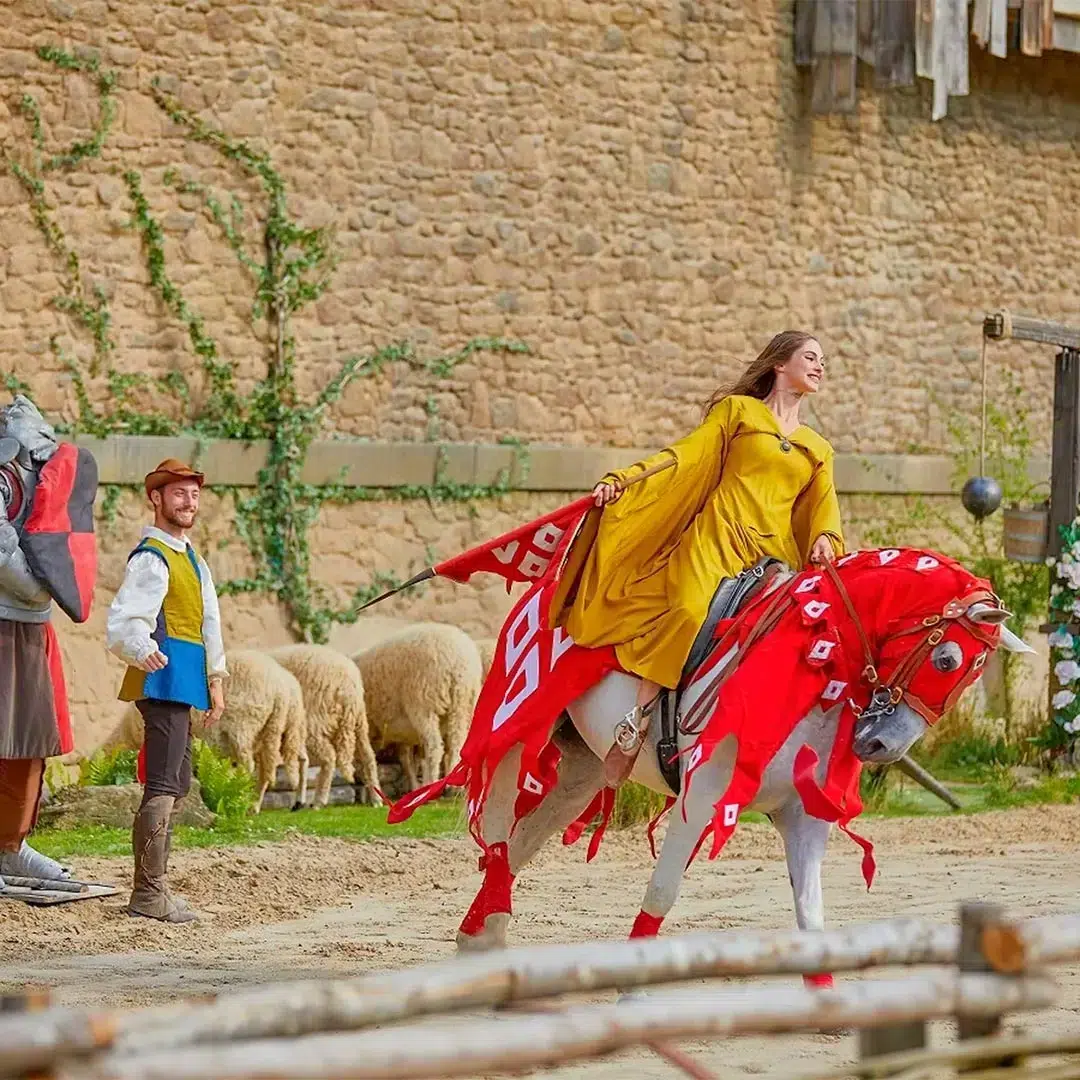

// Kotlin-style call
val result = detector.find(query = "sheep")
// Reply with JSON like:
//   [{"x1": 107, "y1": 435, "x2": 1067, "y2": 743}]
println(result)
[
  {"x1": 353, "y1": 622, "x2": 483, "y2": 792},
  {"x1": 103, "y1": 649, "x2": 308, "y2": 812},
  {"x1": 267, "y1": 644, "x2": 377, "y2": 808}
]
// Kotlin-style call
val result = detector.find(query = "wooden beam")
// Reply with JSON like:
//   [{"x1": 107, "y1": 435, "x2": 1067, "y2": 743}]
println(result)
[
  {"x1": 983, "y1": 311, "x2": 1080, "y2": 351},
  {"x1": 76, "y1": 436, "x2": 1001, "y2": 496}
]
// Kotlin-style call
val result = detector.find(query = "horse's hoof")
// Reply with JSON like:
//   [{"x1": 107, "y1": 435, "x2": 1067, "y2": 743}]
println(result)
[{"x1": 456, "y1": 914, "x2": 509, "y2": 954}]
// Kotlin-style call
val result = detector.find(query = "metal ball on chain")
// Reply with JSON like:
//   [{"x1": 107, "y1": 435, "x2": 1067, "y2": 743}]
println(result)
[
  {"x1": 960, "y1": 334, "x2": 1002, "y2": 521},
  {"x1": 961, "y1": 475, "x2": 1003, "y2": 521}
]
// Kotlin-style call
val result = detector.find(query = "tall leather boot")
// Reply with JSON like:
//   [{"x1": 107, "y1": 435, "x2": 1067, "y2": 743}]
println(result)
[
  {"x1": 162, "y1": 808, "x2": 192, "y2": 914},
  {"x1": 127, "y1": 795, "x2": 196, "y2": 923}
]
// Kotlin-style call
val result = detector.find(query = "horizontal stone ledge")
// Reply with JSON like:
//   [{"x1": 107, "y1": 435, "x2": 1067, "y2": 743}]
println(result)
[{"x1": 73, "y1": 435, "x2": 1051, "y2": 496}]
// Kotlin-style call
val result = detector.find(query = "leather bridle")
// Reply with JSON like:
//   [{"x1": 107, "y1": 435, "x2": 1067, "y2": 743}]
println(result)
[
  {"x1": 820, "y1": 559, "x2": 1002, "y2": 727},
  {"x1": 678, "y1": 558, "x2": 1003, "y2": 737}
]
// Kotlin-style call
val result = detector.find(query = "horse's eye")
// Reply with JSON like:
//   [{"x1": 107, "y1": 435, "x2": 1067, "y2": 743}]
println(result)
[{"x1": 931, "y1": 641, "x2": 964, "y2": 673}]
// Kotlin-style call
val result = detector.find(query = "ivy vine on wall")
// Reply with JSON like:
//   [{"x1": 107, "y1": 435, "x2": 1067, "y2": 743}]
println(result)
[{"x1": 2, "y1": 45, "x2": 531, "y2": 643}]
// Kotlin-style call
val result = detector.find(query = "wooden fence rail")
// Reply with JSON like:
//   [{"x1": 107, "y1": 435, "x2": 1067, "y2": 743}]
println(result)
[{"x1": 4, "y1": 904, "x2": 1080, "y2": 1080}]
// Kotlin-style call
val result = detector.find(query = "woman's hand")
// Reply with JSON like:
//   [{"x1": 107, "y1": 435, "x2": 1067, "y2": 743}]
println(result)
[
  {"x1": 809, "y1": 535, "x2": 835, "y2": 566},
  {"x1": 592, "y1": 481, "x2": 622, "y2": 507}
]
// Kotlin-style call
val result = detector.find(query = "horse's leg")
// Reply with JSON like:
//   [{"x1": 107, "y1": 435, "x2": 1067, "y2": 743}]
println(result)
[
  {"x1": 457, "y1": 726, "x2": 605, "y2": 954},
  {"x1": 772, "y1": 798, "x2": 834, "y2": 989},
  {"x1": 507, "y1": 726, "x2": 604, "y2": 871},
  {"x1": 455, "y1": 744, "x2": 522, "y2": 953},
  {"x1": 630, "y1": 738, "x2": 733, "y2": 939}
]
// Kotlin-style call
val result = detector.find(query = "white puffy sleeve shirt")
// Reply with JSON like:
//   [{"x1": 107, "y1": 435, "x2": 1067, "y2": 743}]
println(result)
[{"x1": 105, "y1": 530, "x2": 228, "y2": 680}]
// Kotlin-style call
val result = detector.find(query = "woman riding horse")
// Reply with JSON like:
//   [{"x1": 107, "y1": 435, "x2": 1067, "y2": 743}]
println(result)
[{"x1": 557, "y1": 330, "x2": 846, "y2": 738}]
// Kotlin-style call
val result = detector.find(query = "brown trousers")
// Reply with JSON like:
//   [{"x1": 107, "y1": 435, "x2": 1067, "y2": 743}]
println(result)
[
  {"x1": 0, "y1": 757, "x2": 45, "y2": 852},
  {"x1": 138, "y1": 699, "x2": 193, "y2": 804}
]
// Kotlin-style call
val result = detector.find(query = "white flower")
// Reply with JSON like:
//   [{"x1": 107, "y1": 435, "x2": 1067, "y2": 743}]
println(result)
[
  {"x1": 1064, "y1": 553, "x2": 1075, "y2": 566},
  {"x1": 1050, "y1": 627, "x2": 1075, "y2": 649},
  {"x1": 1048, "y1": 555, "x2": 1060, "y2": 567},
  {"x1": 1059, "y1": 562, "x2": 1080, "y2": 590},
  {"x1": 1066, "y1": 720, "x2": 1077, "y2": 735},
  {"x1": 1053, "y1": 689, "x2": 1077, "y2": 710},
  {"x1": 1056, "y1": 660, "x2": 1080, "y2": 684}
]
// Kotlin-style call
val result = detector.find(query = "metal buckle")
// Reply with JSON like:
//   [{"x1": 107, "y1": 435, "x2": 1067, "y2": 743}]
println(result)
[
  {"x1": 862, "y1": 663, "x2": 879, "y2": 685},
  {"x1": 614, "y1": 712, "x2": 642, "y2": 753},
  {"x1": 928, "y1": 627, "x2": 945, "y2": 645}
]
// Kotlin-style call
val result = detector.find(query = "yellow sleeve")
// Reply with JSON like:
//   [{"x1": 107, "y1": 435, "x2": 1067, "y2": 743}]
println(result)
[
  {"x1": 792, "y1": 449, "x2": 845, "y2": 564},
  {"x1": 599, "y1": 397, "x2": 736, "y2": 518}
]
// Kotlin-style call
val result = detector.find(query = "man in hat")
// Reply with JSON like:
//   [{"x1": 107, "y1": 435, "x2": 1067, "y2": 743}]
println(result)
[
  {"x1": 106, "y1": 459, "x2": 227, "y2": 923},
  {"x1": 0, "y1": 395, "x2": 97, "y2": 891}
]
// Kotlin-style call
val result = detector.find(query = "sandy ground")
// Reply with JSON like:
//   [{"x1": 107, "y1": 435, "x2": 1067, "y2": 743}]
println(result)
[{"x1": 3, "y1": 805, "x2": 1080, "y2": 1078}]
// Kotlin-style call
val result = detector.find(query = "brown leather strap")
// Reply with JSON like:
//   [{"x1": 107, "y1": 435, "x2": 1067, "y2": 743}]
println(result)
[
  {"x1": 678, "y1": 582, "x2": 795, "y2": 736},
  {"x1": 822, "y1": 559, "x2": 877, "y2": 684}
]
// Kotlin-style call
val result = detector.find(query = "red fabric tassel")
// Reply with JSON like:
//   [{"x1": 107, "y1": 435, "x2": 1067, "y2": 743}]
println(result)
[
  {"x1": 42, "y1": 623, "x2": 73, "y2": 755},
  {"x1": 458, "y1": 841, "x2": 515, "y2": 937},
  {"x1": 803, "y1": 973, "x2": 834, "y2": 990},
  {"x1": 629, "y1": 910, "x2": 664, "y2": 938}
]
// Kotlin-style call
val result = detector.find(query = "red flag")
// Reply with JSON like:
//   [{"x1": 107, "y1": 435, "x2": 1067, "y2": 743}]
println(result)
[{"x1": 434, "y1": 495, "x2": 594, "y2": 590}]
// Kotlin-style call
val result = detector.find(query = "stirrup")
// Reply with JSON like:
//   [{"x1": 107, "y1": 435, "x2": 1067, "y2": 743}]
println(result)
[{"x1": 613, "y1": 693, "x2": 661, "y2": 753}]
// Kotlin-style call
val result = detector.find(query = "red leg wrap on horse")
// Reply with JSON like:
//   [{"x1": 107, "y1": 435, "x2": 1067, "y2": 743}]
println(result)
[
  {"x1": 803, "y1": 973, "x2": 835, "y2": 989},
  {"x1": 629, "y1": 910, "x2": 664, "y2": 939},
  {"x1": 458, "y1": 842, "x2": 515, "y2": 937}
]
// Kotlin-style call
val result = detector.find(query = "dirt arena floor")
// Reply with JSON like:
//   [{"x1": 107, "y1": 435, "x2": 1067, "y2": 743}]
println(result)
[{"x1": 4, "y1": 804, "x2": 1080, "y2": 1078}]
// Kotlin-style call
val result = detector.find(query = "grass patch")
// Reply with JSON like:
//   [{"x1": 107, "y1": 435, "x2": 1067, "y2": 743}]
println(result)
[{"x1": 29, "y1": 800, "x2": 467, "y2": 860}]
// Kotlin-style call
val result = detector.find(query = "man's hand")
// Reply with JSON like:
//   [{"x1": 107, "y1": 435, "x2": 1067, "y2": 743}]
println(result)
[
  {"x1": 134, "y1": 650, "x2": 169, "y2": 673},
  {"x1": 207, "y1": 678, "x2": 225, "y2": 726},
  {"x1": 809, "y1": 535, "x2": 836, "y2": 566}
]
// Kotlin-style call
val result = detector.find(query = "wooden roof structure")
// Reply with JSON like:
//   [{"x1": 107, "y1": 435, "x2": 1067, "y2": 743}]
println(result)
[{"x1": 796, "y1": 0, "x2": 1080, "y2": 120}]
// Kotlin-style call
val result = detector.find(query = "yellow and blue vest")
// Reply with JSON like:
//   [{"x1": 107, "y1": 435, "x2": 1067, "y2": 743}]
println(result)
[{"x1": 118, "y1": 537, "x2": 210, "y2": 710}]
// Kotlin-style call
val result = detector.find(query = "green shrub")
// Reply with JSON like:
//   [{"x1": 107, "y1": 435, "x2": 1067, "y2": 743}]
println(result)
[
  {"x1": 191, "y1": 739, "x2": 257, "y2": 821},
  {"x1": 78, "y1": 747, "x2": 138, "y2": 787},
  {"x1": 612, "y1": 782, "x2": 670, "y2": 829}
]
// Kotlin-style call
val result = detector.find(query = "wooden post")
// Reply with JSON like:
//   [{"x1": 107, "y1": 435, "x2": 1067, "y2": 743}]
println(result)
[
  {"x1": 858, "y1": 1020, "x2": 926, "y2": 1061},
  {"x1": 957, "y1": 902, "x2": 1018, "y2": 1071},
  {"x1": 1049, "y1": 348, "x2": 1080, "y2": 561}
]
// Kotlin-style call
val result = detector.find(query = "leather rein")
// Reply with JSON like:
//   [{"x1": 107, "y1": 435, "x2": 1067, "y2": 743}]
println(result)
[
  {"x1": 819, "y1": 559, "x2": 1000, "y2": 726},
  {"x1": 679, "y1": 559, "x2": 1002, "y2": 736}
]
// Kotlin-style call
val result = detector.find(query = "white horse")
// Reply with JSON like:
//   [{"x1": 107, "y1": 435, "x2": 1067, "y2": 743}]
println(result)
[{"x1": 456, "y1": 580, "x2": 1032, "y2": 972}]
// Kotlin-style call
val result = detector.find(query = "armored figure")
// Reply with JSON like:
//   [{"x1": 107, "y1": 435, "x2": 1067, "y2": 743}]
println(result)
[{"x1": 0, "y1": 395, "x2": 97, "y2": 890}]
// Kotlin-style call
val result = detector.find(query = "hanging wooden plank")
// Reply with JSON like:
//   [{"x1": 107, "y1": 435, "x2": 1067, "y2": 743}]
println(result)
[
  {"x1": 832, "y1": 0, "x2": 858, "y2": 111},
  {"x1": 794, "y1": 0, "x2": 815, "y2": 66},
  {"x1": 874, "y1": 0, "x2": 916, "y2": 85},
  {"x1": 945, "y1": 0, "x2": 970, "y2": 96},
  {"x1": 990, "y1": 0, "x2": 1010, "y2": 54},
  {"x1": 858, "y1": 0, "x2": 876, "y2": 63},
  {"x1": 1053, "y1": 13, "x2": 1080, "y2": 46},
  {"x1": 973, "y1": 0, "x2": 993, "y2": 46},
  {"x1": 1022, "y1": 0, "x2": 1044, "y2": 50},
  {"x1": 812, "y1": 1, "x2": 836, "y2": 112},
  {"x1": 1044, "y1": 0, "x2": 1056, "y2": 47},
  {"x1": 915, "y1": 0, "x2": 935, "y2": 75},
  {"x1": 812, "y1": 0, "x2": 858, "y2": 115}
]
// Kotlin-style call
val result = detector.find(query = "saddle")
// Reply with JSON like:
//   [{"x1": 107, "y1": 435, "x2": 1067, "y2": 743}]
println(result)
[{"x1": 654, "y1": 556, "x2": 789, "y2": 794}]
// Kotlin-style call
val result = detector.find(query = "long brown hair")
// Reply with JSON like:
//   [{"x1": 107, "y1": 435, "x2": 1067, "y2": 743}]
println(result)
[{"x1": 704, "y1": 330, "x2": 819, "y2": 416}]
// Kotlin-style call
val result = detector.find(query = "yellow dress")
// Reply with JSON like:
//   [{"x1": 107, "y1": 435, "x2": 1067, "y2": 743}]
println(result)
[{"x1": 558, "y1": 395, "x2": 845, "y2": 689}]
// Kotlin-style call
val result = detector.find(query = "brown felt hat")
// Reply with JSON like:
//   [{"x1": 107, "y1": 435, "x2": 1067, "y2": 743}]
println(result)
[{"x1": 144, "y1": 458, "x2": 205, "y2": 497}]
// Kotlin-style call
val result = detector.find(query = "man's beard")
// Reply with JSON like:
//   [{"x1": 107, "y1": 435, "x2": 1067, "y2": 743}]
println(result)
[{"x1": 163, "y1": 507, "x2": 196, "y2": 529}]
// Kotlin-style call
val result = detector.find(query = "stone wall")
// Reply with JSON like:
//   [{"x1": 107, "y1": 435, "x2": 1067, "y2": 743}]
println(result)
[
  {"x1": 1, "y1": 0, "x2": 1078, "y2": 453},
  {"x1": 62, "y1": 489, "x2": 1048, "y2": 756},
  {"x1": 1, "y1": 0, "x2": 1068, "y2": 751}
]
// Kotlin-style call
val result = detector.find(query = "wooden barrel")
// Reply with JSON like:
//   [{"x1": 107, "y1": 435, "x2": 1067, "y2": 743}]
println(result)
[{"x1": 1003, "y1": 505, "x2": 1049, "y2": 563}]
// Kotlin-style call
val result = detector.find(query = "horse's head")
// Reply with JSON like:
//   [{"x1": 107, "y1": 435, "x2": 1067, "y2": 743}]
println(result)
[{"x1": 829, "y1": 550, "x2": 1035, "y2": 765}]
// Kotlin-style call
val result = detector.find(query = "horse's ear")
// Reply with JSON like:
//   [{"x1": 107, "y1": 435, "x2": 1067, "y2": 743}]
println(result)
[{"x1": 966, "y1": 601, "x2": 1011, "y2": 626}]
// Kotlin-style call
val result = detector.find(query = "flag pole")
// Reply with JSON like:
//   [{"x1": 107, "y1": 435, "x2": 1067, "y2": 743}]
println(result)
[{"x1": 353, "y1": 454, "x2": 676, "y2": 613}]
